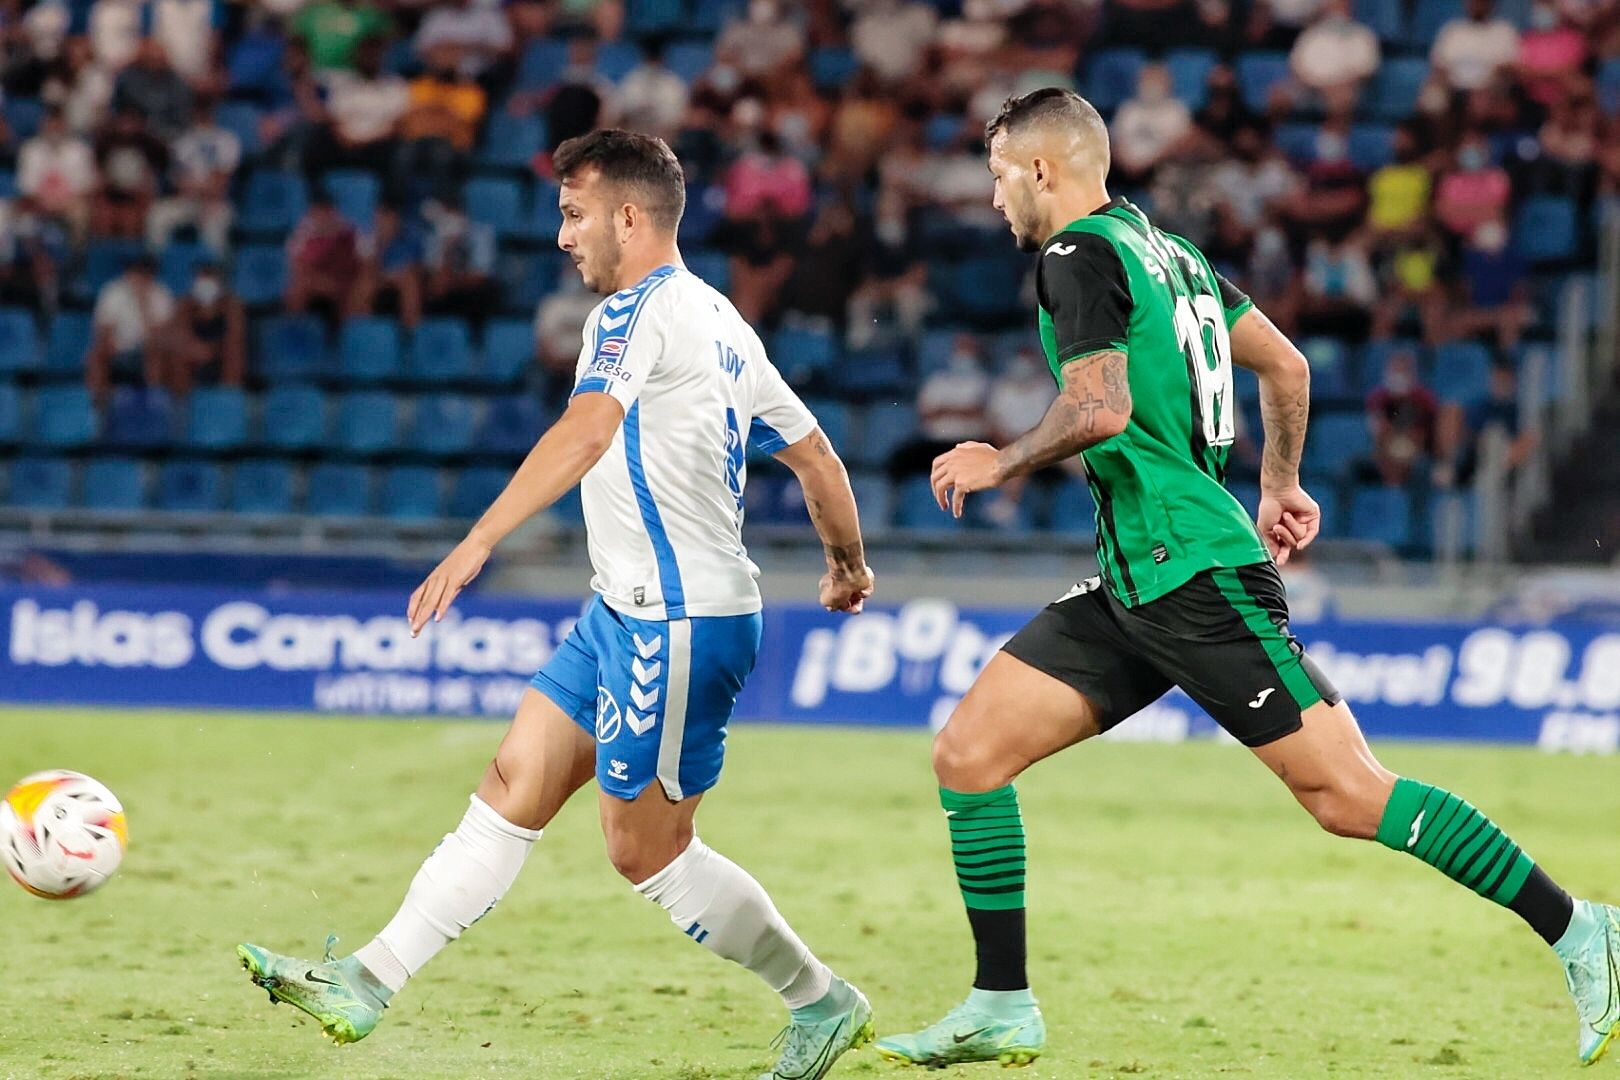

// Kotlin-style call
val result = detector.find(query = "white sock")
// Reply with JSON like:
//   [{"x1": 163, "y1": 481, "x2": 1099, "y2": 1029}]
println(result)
[
  {"x1": 635, "y1": 837, "x2": 833, "y2": 1009},
  {"x1": 352, "y1": 795, "x2": 539, "y2": 992}
]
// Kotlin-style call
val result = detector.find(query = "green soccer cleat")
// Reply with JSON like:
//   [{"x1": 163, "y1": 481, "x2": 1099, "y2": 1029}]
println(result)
[
  {"x1": 236, "y1": 936, "x2": 390, "y2": 1045},
  {"x1": 1560, "y1": 900, "x2": 1620, "y2": 1067},
  {"x1": 876, "y1": 991, "x2": 1045, "y2": 1069},
  {"x1": 759, "y1": 976, "x2": 875, "y2": 1080}
]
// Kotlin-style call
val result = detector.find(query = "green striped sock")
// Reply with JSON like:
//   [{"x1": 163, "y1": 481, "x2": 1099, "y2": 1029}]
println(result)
[
  {"x1": 942, "y1": 785, "x2": 1026, "y2": 912},
  {"x1": 1375, "y1": 777, "x2": 1535, "y2": 906}
]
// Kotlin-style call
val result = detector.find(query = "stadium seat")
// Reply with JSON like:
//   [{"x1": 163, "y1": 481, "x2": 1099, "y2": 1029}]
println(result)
[
  {"x1": 1044, "y1": 477, "x2": 1098, "y2": 534},
  {"x1": 0, "y1": 307, "x2": 42, "y2": 376},
  {"x1": 625, "y1": 0, "x2": 681, "y2": 36},
  {"x1": 259, "y1": 384, "x2": 328, "y2": 451},
  {"x1": 0, "y1": 383, "x2": 19, "y2": 445},
  {"x1": 255, "y1": 313, "x2": 328, "y2": 381},
  {"x1": 408, "y1": 393, "x2": 479, "y2": 457},
  {"x1": 516, "y1": 38, "x2": 571, "y2": 91},
  {"x1": 1165, "y1": 49, "x2": 1217, "y2": 110},
  {"x1": 496, "y1": 252, "x2": 556, "y2": 314},
  {"x1": 231, "y1": 459, "x2": 296, "y2": 515},
  {"x1": 380, "y1": 465, "x2": 444, "y2": 520},
  {"x1": 479, "y1": 394, "x2": 547, "y2": 455},
  {"x1": 1304, "y1": 412, "x2": 1371, "y2": 476},
  {"x1": 1227, "y1": 480, "x2": 1262, "y2": 519},
  {"x1": 596, "y1": 40, "x2": 643, "y2": 81},
  {"x1": 679, "y1": 183, "x2": 723, "y2": 246},
  {"x1": 1348, "y1": 124, "x2": 1397, "y2": 171},
  {"x1": 464, "y1": 177, "x2": 526, "y2": 236},
  {"x1": 1408, "y1": 0, "x2": 1464, "y2": 46},
  {"x1": 1235, "y1": 52, "x2": 1290, "y2": 112},
  {"x1": 159, "y1": 241, "x2": 214, "y2": 295},
  {"x1": 479, "y1": 111, "x2": 545, "y2": 171},
  {"x1": 684, "y1": 250, "x2": 730, "y2": 293},
  {"x1": 550, "y1": 482, "x2": 585, "y2": 525},
  {"x1": 665, "y1": 41, "x2": 715, "y2": 85},
  {"x1": 215, "y1": 101, "x2": 263, "y2": 155},
  {"x1": 948, "y1": 256, "x2": 1025, "y2": 323},
  {"x1": 1354, "y1": 0, "x2": 1404, "y2": 40},
  {"x1": 809, "y1": 47, "x2": 858, "y2": 91},
  {"x1": 306, "y1": 462, "x2": 373, "y2": 516},
  {"x1": 407, "y1": 318, "x2": 474, "y2": 385},
  {"x1": 1359, "y1": 339, "x2": 1423, "y2": 392},
  {"x1": 525, "y1": 180, "x2": 564, "y2": 242},
  {"x1": 1349, "y1": 485, "x2": 1414, "y2": 548},
  {"x1": 103, "y1": 388, "x2": 173, "y2": 450},
  {"x1": 0, "y1": 170, "x2": 15, "y2": 199},
  {"x1": 4, "y1": 97, "x2": 42, "y2": 139},
  {"x1": 338, "y1": 317, "x2": 404, "y2": 384},
  {"x1": 239, "y1": 171, "x2": 308, "y2": 233},
  {"x1": 896, "y1": 476, "x2": 961, "y2": 530},
  {"x1": 830, "y1": 346, "x2": 909, "y2": 399},
  {"x1": 1085, "y1": 49, "x2": 1145, "y2": 113},
  {"x1": 8, "y1": 455, "x2": 73, "y2": 509},
  {"x1": 43, "y1": 312, "x2": 91, "y2": 379},
  {"x1": 479, "y1": 318, "x2": 535, "y2": 386},
  {"x1": 770, "y1": 326, "x2": 838, "y2": 384},
  {"x1": 1599, "y1": 58, "x2": 1620, "y2": 115},
  {"x1": 323, "y1": 170, "x2": 379, "y2": 228},
  {"x1": 334, "y1": 392, "x2": 401, "y2": 457},
  {"x1": 448, "y1": 465, "x2": 512, "y2": 518},
  {"x1": 1274, "y1": 122, "x2": 1319, "y2": 165},
  {"x1": 1431, "y1": 341, "x2": 1492, "y2": 405},
  {"x1": 81, "y1": 239, "x2": 145, "y2": 296},
  {"x1": 232, "y1": 245, "x2": 289, "y2": 306},
  {"x1": 1513, "y1": 196, "x2": 1579, "y2": 264},
  {"x1": 847, "y1": 471, "x2": 892, "y2": 529},
  {"x1": 800, "y1": 398, "x2": 851, "y2": 449},
  {"x1": 1298, "y1": 337, "x2": 1352, "y2": 397},
  {"x1": 181, "y1": 386, "x2": 250, "y2": 452},
  {"x1": 1368, "y1": 58, "x2": 1430, "y2": 121},
  {"x1": 690, "y1": 0, "x2": 743, "y2": 32},
  {"x1": 851, "y1": 402, "x2": 917, "y2": 470},
  {"x1": 157, "y1": 460, "x2": 225, "y2": 513},
  {"x1": 30, "y1": 385, "x2": 97, "y2": 448},
  {"x1": 81, "y1": 457, "x2": 146, "y2": 511}
]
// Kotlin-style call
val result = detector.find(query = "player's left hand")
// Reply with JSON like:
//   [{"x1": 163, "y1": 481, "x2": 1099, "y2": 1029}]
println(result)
[
  {"x1": 820, "y1": 564, "x2": 875, "y2": 614},
  {"x1": 408, "y1": 537, "x2": 492, "y2": 635},
  {"x1": 931, "y1": 442, "x2": 1005, "y2": 519},
  {"x1": 1257, "y1": 485, "x2": 1321, "y2": 566}
]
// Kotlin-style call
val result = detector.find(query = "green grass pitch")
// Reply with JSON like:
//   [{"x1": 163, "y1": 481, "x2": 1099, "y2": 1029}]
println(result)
[{"x1": 2, "y1": 706, "x2": 1615, "y2": 1080}]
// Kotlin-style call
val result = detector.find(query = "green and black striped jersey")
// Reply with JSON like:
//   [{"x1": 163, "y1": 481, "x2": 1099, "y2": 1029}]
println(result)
[{"x1": 1035, "y1": 197, "x2": 1269, "y2": 607}]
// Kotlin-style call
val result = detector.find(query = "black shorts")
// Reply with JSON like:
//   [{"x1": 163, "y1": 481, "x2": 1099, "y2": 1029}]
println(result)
[{"x1": 1001, "y1": 562, "x2": 1341, "y2": 747}]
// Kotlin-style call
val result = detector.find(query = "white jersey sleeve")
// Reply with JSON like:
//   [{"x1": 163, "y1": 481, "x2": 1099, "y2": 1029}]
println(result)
[
  {"x1": 743, "y1": 328, "x2": 817, "y2": 455},
  {"x1": 570, "y1": 277, "x2": 674, "y2": 410}
]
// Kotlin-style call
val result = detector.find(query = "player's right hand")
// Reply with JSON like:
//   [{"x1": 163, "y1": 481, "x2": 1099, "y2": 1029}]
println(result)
[
  {"x1": 408, "y1": 537, "x2": 492, "y2": 636},
  {"x1": 1257, "y1": 485, "x2": 1320, "y2": 566},
  {"x1": 819, "y1": 564, "x2": 875, "y2": 614}
]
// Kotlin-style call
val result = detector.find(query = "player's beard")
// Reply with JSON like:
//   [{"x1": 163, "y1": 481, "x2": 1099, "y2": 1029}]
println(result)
[
  {"x1": 579, "y1": 233, "x2": 623, "y2": 295},
  {"x1": 1007, "y1": 186, "x2": 1043, "y2": 253}
]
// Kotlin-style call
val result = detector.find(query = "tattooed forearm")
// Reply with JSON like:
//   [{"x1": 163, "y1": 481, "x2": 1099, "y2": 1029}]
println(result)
[
  {"x1": 809, "y1": 431, "x2": 831, "y2": 456},
  {"x1": 1259, "y1": 366, "x2": 1309, "y2": 490},
  {"x1": 996, "y1": 350, "x2": 1131, "y2": 481},
  {"x1": 824, "y1": 539, "x2": 865, "y2": 573}
]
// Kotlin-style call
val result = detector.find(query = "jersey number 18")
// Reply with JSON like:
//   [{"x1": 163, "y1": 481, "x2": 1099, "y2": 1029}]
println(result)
[{"x1": 1173, "y1": 293, "x2": 1236, "y2": 448}]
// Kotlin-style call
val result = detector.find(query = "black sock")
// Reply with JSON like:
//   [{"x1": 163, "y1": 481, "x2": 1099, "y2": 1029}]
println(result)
[
  {"x1": 1508, "y1": 865, "x2": 1576, "y2": 946},
  {"x1": 966, "y1": 906, "x2": 1028, "y2": 991}
]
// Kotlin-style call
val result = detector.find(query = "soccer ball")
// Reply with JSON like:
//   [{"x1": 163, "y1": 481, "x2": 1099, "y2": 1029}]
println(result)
[{"x1": 0, "y1": 770, "x2": 128, "y2": 899}]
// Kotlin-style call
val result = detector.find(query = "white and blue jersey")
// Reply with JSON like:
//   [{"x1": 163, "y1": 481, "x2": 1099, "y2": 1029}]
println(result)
[{"x1": 532, "y1": 263, "x2": 817, "y2": 801}]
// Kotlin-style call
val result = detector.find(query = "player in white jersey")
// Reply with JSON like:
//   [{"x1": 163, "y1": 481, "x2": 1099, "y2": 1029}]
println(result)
[{"x1": 236, "y1": 131, "x2": 878, "y2": 1080}]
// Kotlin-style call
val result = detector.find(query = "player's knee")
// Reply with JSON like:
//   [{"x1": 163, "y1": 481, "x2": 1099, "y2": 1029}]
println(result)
[
  {"x1": 476, "y1": 756, "x2": 547, "y2": 832},
  {"x1": 932, "y1": 721, "x2": 1015, "y2": 792},
  {"x1": 604, "y1": 823, "x2": 692, "y2": 884},
  {"x1": 1302, "y1": 786, "x2": 1383, "y2": 839}
]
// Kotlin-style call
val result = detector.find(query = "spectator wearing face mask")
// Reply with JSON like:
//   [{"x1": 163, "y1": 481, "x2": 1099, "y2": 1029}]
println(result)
[
  {"x1": 1111, "y1": 63, "x2": 1191, "y2": 183},
  {"x1": 17, "y1": 107, "x2": 96, "y2": 239},
  {"x1": 1437, "y1": 362, "x2": 1535, "y2": 487},
  {"x1": 1434, "y1": 132, "x2": 1511, "y2": 240},
  {"x1": 1365, "y1": 123, "x2": 1432, "y2": 239},
  {"x1": 1445, "y1": 218, "x2": 1531, "y2": 348},
  {"x1": 886, "y1": 335, "x2": 991, "y2": 480},
  {"x1": 847, "y1": 188, "x2": 929, "y2": 349},
  {"x1": 1431, "y1": 0, "x2": 1520, "y2": 93},
  {"x1": 1359, "y1": 348, "x2": 1440, "y2": 486},
  {"x1": 91, "y1": 106, "x2": 167, "y2": 239},
  {"x1": 982, "y1": 346, "x2": 1069, "y2": 528},
  {"x1": 1289, "y1": 0, "x2": 1380, "y2": 109},
  {"x1": 86, "y1": 254, "x2": 175, "y2": 401},
  {"x1": 617, "y1": 40, "x2": 690, "y2": 142},
  {"x1": 148, "y1": 98, "x2": 241, "y2": 254},
  {"x1": 394, "y1": 43, "x2": 487, "y2": 202},
  {"x1": 149, "y1": 264, "x2": 246, "y2": 398},
  {"x1": 715, "y1": 0, "x2": 805, "y2": 82},
  {"x1": 1514, "y1": 2, "x2": 1588, "y2": 108}
]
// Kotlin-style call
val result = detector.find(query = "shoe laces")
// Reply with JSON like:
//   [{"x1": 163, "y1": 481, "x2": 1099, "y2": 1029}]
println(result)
[{"x1": 322, "y1": 933, "x2": 340, "y2": 965}]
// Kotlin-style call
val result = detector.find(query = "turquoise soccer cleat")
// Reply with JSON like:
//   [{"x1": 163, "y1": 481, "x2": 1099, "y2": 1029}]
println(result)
[
  {"x1": 1560, "y1": 901, "x2": 1620, "y2": 1067},
  {"x1": 876, "y1": 992, "x2": 1045, "y2": 1069},
  {"x1": 759, "y1": 976, "x2": 875, "y2": 1080},
  {"x1": 237, "y1": 936, "x2": 390, "y2": 1045}
]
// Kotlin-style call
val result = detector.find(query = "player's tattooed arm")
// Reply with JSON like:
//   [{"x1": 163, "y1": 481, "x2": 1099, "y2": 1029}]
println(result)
[
  {"x1": 777, "y1": 428, "x2": 874, "y2": 613},
  {"x1": 1228, "y1": 307, "x2": 1309, "y2": 491},
  {"x1": 996, "y1": 349, "x2": 1132, "y2": 480}
]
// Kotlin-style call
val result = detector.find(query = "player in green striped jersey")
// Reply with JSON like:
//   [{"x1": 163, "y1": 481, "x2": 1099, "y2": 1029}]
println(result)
[{"x1": 875, "y1": 88, "x2": 1618, "y2": 1071}]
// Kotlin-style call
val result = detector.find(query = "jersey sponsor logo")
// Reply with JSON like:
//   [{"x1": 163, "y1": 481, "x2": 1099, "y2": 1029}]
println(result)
[
  {"x1": 595, "y1": 686, "x2": 622, "y2": 742},
  {"x1": 1247, "y1": 687, "x2": 1276, "y2": 708},
  {"x1": 596, "y1": 338, "x2": 625, "y2": 356},
  {"x1": 1045, "y1": 242, "x2": 1076, "y2": 256}
]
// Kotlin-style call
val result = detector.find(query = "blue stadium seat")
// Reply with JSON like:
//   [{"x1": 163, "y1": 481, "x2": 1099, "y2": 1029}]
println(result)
[
  {"x1": 409, "y1": 393, "x2": 479, "y2": 457},
  {"x1": 1227, "y1": 480, "x2": 1262, "y2": 519},
  {"x1": 1359, "y1": 339, "x2": 1423, "y2": 392},
  {"x1": 216, "y1": 101, "x2": 263, "y2": 155},
  {"x1": 1165, "y1": 49, "x2": 1217, "y2": 110},
  {"x1": 679, "y1": 182, "x2": 722, "y2": 245},
  {"x1": 238, "y1": 171, "x2": 308, "y2": 233},
  {"x1": 81, "y1": 457, "x2": 146, "y2": 511},
  {"x1": 801, "y1": 398, "x2": 851, "y2": 449},
  {"x1": 1274, "y1": 122, "x2": 1319, "y2": 164},
  {"x1": 5, "y1": 97, "x2": 42, "y2": 139},
  {"x1": 1431, "y1": 342, "x2": 1492, "y2": 405},
  {"x1": 896, "y1": 476, "x2": 960, "y2": 530},
  {"x1": 0, "y1": 307, "x2": 41, "y2": 375},
  {"x1": 1355, "y1": 0, "x2": 1404, "y2": 39},
  {"x1": 949, "y1": 256, "x2": 1025, "y2": 322},
  {"x1": 407, "y1": 318, "x2": 474, "y2": 384},
  {"x1": 231, "y1": 459, "x2": 296, "y2": 515},
  {"x1": 810, "y1": 47, "x2": 858, "y2": 91},
  {"x1": 1369, "y1": 58, "x2": 1430, "y2": 121},
  {"x1": 448, "y1": 465, "x2": 511, "y2": 518},
  {"x1": 0, "y1": 171, "x2": 15, "y2": 199},
  {"x1": 479, "y1": 318, "x2": 535, "y2": 386},
  {"x1": 596, "y1": 40, "x2": 643, "y2": 81},
  {"x1": 830, "y1": 346, "x2": 908, "y2": 399},
  {"x1": 1044, "y1": 477, "x2": 1098, "y2": 534},
  {"x1": 550, "y1": 482, "x2": 585, "y2": 525},
  {"x1": 1304, "y1": 412, "x2": 1371, "y2": 475},
  {"x1": 496, "y1": 252, "x2": 555, "y2": 313},
  {"x1": 259, "y1": 384, "x2": 328, "y2": 450},
  {"x1": 306, "y1": 462, "x2": 373, "y2": 516},
  {"x1": 1348, "y1": 124, "x2": 1397, "y2": 171},
  {"x1": 8, "y1": 456, "x2": 73, "y2": 508},
  {"x1": 81, "y1": 239, "x2": 145, "y2": 296},
  {"x1": 525, "y1": 180, "x2": 564, "y2": 243},
  {"x1": 1513, "y1": 196, "x2": 1579, "y2": 264},
  {"x1": 334, "y1": 392, "x2": 401, "y2": 456},
  {"x1": 1085, "y1": 48, "x2": 1145, "y2": 112},
  {"x1": 181, "y1": 386, "x2": 249, "y2": 451},
  {"x1": 770, "y1": 326, "x2": 838, "y2": 384},
  {"x1": 380, "y1": 465, "x2": 443, "y2": 519},
  {"x1": 1298, "y1": 336, "x2": 1352, "y2": 397},
  {"x1": 923, "y1": 112, "x2": 964, "y2": 150},
  {"x1": 157, "y1": 460, "x2": 225, "y2": 512},
  {"x1": 232, "y1": 245, "x2": 288, "y2": 306},
  {"x1": 159, "y1": 241, "x2": 214, "y2": 295},
  {"x1": 339, "y1": 317, "x2": 404, "y2": 384},
  {"x1": 665, "y1": 41, "x2": 714, "y2": 84},
  {"x1": 323, "y1": 169, "x2": 379, "y2": 227},
  {"x1": 1409, "y1": 0, "x2": 1464, "y2": 45},
  {"x1": 1599, "y1": 58, "x2": 1620, "y2": 114},
  {"x1": 625, "y1": 0, "x2": 681, "y2": 36},
  {"x1": 1235, "y1": 52, "x2": 1290, "y2": 112},
  {"x1": 103, "y1": 388, "x2": 173, "y2": 450},
  {"x1": 0, "y1": 383, "x2": 20, "y2": 444},
  {"x1": 1349, "y1": 485, "x2": 1414, "y2": 548},
  {"x1": 850, "y1": 402, "x2": 917, "y2": 469},
  {"x1": 516, "y1": 38, "x2": 570, "y2": 91},
  {"x1": 464, "y1": 177, "x2": 525, "y2": 236},
  {"x1": 690, "y1": 0, "x2": 743, "y2": 32},
  {"x1": 479, "y1": 111, "x2": 545, "y2": 171},
  {"x1": 255, "y1": 313, "x2": 327, "y2": 381},
  {"x1": 31, "y1": 385, "x2": 96, "y2": 448},
  {"x1": 847, "y1": 471, "x2": 892, "y2": 529},
  {"x1": 685, "y1": 251, "x2": 730, "y2": 293},
  {"x1": 44, "y1": 312, "x2": 91, "y2": 378},
  {"x1": 479, "y1": 395, "x2": 547, "y2": 455}
]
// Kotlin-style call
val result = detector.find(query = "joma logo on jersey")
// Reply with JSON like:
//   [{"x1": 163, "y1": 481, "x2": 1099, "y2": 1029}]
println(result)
[{"x1": 1046, "y1": 242, "x2": 1076, "y2": 256}]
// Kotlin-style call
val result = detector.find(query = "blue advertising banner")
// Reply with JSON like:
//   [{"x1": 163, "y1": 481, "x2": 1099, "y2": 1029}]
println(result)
[{"x1": 1, "y1": 585, "x2": 1617, "y2": 752}]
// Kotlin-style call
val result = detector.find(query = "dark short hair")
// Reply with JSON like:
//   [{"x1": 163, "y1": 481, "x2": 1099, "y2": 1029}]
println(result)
[
  {"x1": 984, "y1": 87, "x2": 1107, "y2": 148},
  {"x1": 553, "y1": 128, "x2": 685, "y2": 232}
]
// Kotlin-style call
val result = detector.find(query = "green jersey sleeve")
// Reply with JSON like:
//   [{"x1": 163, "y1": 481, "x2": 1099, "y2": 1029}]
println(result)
[
  {"x1": 1215, "y1": 271, "x2": 1253, "y2": 330},
  {"x1": 1036, "y1": 232, "x2": 1133, "y2": 365}
]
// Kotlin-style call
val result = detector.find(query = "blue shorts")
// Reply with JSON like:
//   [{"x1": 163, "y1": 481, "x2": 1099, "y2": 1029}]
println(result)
[{"x1": 530, "y1": 597, "x2": 763, "y2": 801}]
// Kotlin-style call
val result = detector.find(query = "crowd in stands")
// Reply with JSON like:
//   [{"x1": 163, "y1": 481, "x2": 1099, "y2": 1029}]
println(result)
[{"x1": 0, "y1": 0, "x2": 1612, "y2": 554}]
